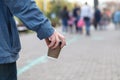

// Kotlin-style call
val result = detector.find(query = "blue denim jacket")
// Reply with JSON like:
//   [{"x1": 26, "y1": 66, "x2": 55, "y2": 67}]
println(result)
[{"x1": 0, "y1": 0, "x2": 54, "y2": 64}]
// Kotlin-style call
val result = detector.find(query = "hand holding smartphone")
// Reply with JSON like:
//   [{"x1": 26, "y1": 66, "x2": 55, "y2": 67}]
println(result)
[{"x1": 45, "y1": 30, "x2": 66, "y2": 59}]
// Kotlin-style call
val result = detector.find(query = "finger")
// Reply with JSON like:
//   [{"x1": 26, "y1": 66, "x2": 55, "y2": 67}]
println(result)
[
  {"x1": 58, "y1": 34, "x2": 66, "y2": 48},
  {"x1": 45, "y1": 38, "x2": 50, "y2": 46},
  {"x1": 52, "y1": 36, "x2": 59, "y2": 49},
  {"x1": 48, "y1": 37, "x2": 56, "y2": 48},
  {"x1": 61, "y1": 39, "x2": 66, "y2": 48}
]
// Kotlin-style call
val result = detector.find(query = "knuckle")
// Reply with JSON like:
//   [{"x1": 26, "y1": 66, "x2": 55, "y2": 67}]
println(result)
[{"x1": 62, "y1": 36, "x2": 65, "y2": 40}]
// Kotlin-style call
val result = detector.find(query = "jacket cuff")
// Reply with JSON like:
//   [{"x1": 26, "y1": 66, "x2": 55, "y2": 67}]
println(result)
[{"x1": 37, "y1": 21, "x2": 55, "y2": 40}]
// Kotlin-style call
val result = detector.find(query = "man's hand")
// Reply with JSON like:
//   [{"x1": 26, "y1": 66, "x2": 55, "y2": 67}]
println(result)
[{"x1": 45, "y1": 31, "x2": 66, "y2": 49}]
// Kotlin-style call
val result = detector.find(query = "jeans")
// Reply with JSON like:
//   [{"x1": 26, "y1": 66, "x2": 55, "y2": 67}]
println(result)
[
  {"x1": 93, "y1": 21, "x2": 98, "y2": 30},
  {"x1": 84, "y1": 19, "x2": 91, "y2": 35},
  {"x1": 62, "y1": 19, "x2": 68, "y2": 32},
  {"x1": 75, "y1": 20, "x2": 79, "y2": 32},
  {"x1": 0, "y1": 62, "x2": 17, "y2": 80}
]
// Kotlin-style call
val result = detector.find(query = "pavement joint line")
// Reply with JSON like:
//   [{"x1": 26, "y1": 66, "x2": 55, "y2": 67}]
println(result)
[
  {"x1": 18, "y1": 56, "x2": 47, "y2": 75},
  {"x1": 18, "y1": 35, "x2": 81, "y2": 76}
]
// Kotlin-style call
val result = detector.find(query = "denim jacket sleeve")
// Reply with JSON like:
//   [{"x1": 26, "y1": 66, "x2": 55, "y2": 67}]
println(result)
[{"x1": 4, "y1": 0, "x2": 54, "y2": 40}]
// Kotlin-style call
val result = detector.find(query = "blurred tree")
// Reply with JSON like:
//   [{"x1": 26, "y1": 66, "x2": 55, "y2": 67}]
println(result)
[
  {"x1": 35, "y1": 0, "x2": 52, "y2": 13},
  {"x1": 35, "y1": 0, "x2": 44, "y2": 11},
  {"x1": 35, "y1": 0, "x2": 73, "y2": 17},
  {"x1": 48, "y1": 0, "x2": 73, "y2": 25},
  {"x1": 35, "y1": 0, "x2": 73, "y2": 25}
]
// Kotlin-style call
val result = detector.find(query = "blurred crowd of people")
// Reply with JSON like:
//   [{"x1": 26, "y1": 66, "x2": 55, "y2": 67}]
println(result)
[{"x1": 59, "y1": 2, "x2": 119, "y2": 36}]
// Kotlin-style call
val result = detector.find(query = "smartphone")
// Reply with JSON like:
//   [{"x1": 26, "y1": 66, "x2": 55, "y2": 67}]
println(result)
[{"x1": 47, "y1": 42, "x2": 62, "y2": 59}]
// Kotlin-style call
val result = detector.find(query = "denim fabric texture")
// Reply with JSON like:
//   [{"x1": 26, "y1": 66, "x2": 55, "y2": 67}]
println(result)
[{"x1": 0, "y1": 0, "x2": 54, "y2": 64}]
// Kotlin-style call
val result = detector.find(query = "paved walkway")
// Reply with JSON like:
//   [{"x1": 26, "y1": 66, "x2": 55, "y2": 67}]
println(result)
[{"x1": 18, "y1": 24, "x2": 120, "y2": 80}]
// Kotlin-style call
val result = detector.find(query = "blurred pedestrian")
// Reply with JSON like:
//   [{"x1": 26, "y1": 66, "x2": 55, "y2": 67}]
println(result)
[
  {"x1": 93, "y1": 7, "x2": 101, "y2": 30},
  {"x1": 81, "y1": 2, "x2": 93, "y2": 36},
  {"x1": 112, "y1": 9, "x2": 120, "y2": 30},
  {"x1": 73, "y1": 4, "x2": 81, "y2": 32},
  {"x1": 99, "y1": 9, "x2": 110, "y2": 30},
  {"x1": 60, "y1": 6, "x2": 69, "y2": 33},
  {"x1": 68, "y1": 12, "x2": 75, "y2": 33},
  {"x1": 77, "y1": 18, "x2": 85, "y2": 34},
  {"x1": 0, "y1": 0, "x2": 66, "y2": 80}
]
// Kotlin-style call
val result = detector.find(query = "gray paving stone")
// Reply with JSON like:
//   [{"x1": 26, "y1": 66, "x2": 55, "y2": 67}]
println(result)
[{"x1": 18, "y1": 25, "x2": 120, "y2": 80}]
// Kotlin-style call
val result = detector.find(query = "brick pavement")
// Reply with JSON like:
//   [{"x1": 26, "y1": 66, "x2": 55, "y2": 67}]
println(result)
[{"x1": 18, "y1": 25, "x2": 120, "y2": 80}]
